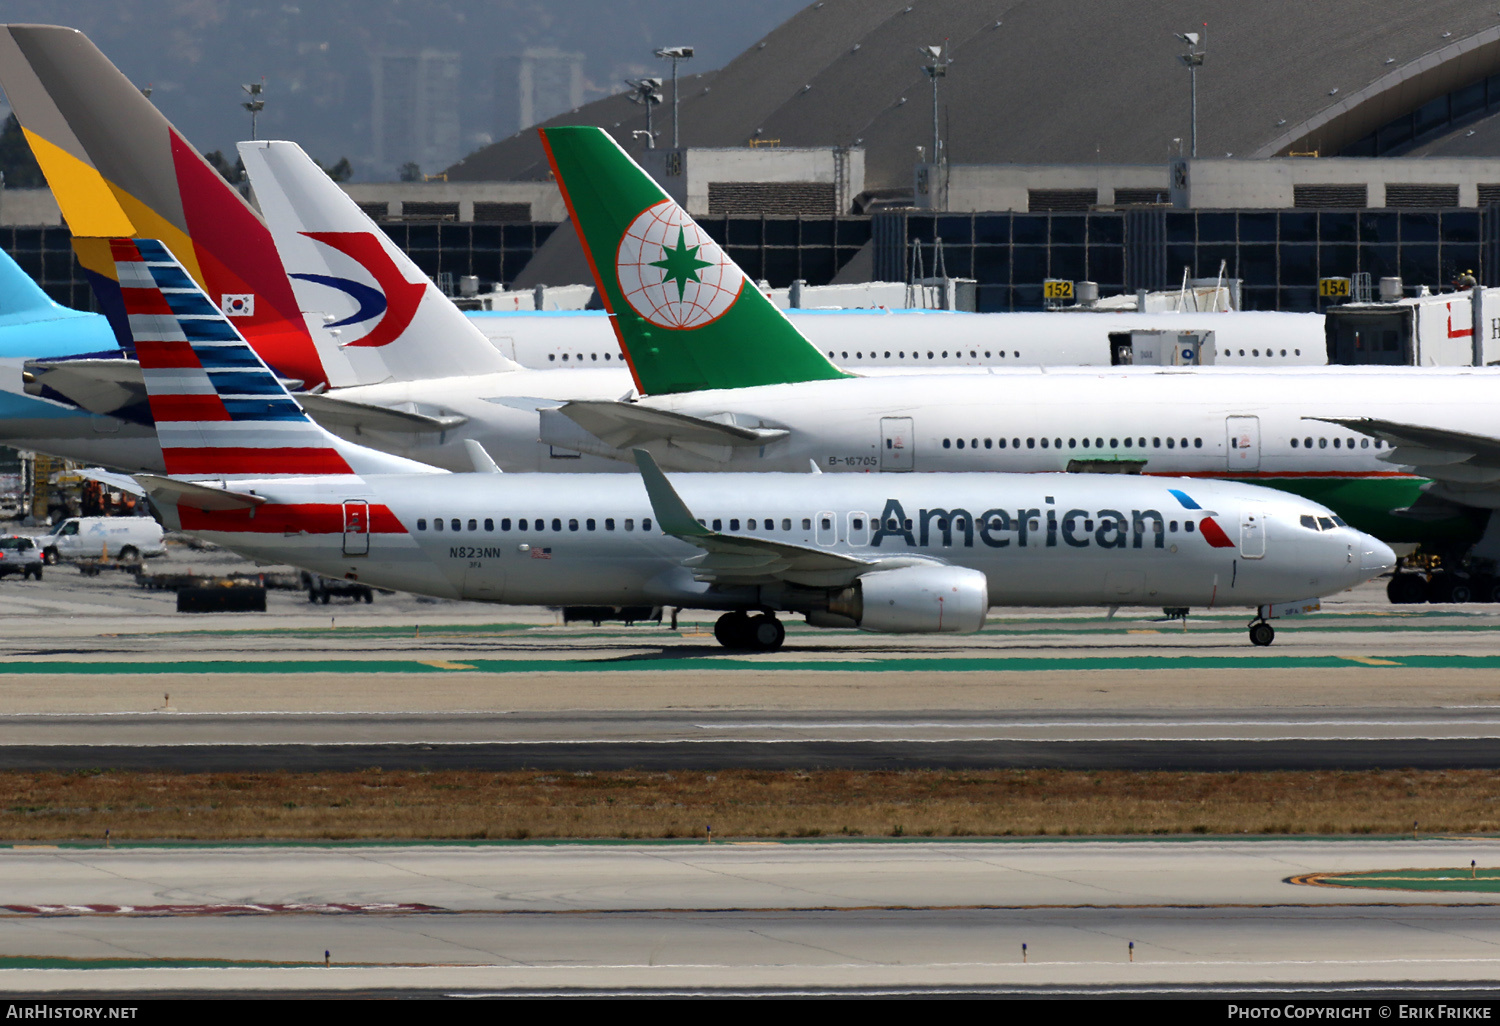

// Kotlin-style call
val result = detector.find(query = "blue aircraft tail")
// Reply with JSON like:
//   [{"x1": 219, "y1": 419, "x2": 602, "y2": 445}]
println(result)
[{"x1": 0, "y1": 247, "x2": 89, "y2": 327}]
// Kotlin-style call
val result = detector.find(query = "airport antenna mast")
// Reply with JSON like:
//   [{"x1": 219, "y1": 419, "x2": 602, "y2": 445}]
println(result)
[
  {"x1": 654, "y1": 46, "x2": 694, "y2": 149},
  {"x1": 1175, "y1": 28, "x2": 1205, "y2": 158},
  {"x1": 242, "y1": 79, "x2": 266, "y2": 141}
]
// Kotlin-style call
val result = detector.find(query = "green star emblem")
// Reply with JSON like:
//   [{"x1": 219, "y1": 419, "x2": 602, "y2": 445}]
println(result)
[{"x1": 649, "y1": 228, "x2": 715, "y2": 302}]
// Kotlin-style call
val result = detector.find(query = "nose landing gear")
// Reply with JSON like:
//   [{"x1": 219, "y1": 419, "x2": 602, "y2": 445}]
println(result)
[
  {"x1": 1248, "y1": 619, "x2": 1275, "y2": 647},
  {"x1": 713, "y1": 611, "x2": 786, "y2": 651}
]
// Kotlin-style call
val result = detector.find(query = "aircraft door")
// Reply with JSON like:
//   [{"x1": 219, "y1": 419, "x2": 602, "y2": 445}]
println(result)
[
  {"x1": 1226, "y1": 416, "x2": 1261, "y2": 472},
  {"x1": 1239, "y1": 510, "x2": 1266, "y2": 559},
  {"x1": 881, "y1": 417, "x2": 914, "y2": 471},
  {"x1": 846, "y1": 511, "x2": 870, "y2": 547},
  {"x1": 342, "y1": 500, "x2": 371, "y2": 556}
]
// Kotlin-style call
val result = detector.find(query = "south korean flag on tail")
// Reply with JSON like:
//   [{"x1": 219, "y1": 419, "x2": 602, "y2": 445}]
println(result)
[{"x1": 220, "y1": 294, "x2": 255, "y2": 317}]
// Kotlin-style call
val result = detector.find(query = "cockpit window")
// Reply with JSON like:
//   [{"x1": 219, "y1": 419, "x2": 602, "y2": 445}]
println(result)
[
  {"x1": 1331, "y1": 516, "x2": 1347, "y2": 527},
  {"x1": 1300, "y1": 515, "x2": 1318, "y2": 530},
  {"x1": 1317, "y1": 516, "x2": 1336, "y2": 531}
]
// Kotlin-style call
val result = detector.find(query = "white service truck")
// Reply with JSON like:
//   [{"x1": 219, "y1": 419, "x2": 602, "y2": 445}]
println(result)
[{"x1": 39, "y1": 517, "x2": 165, "y2": 563}]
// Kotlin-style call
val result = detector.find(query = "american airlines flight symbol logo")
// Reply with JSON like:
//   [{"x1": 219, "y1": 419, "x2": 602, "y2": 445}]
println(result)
[
  {"x1": 616, "y1": 200, "x2": 742, "y2": 328},
  {"x1": 290, "y1": 232, "x2": 426, "y2": 348}
]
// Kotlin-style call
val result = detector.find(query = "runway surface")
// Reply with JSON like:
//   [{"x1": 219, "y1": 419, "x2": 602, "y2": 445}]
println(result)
[
  {"x1": 3, "y1": 839, "x2": 1500, "y2": 995},
  {"x1": 3, "y1": 569, "x2": 1500, "y2": 769}
]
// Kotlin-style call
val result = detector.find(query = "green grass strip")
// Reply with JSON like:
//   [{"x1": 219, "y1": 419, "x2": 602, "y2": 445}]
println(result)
[
  {"x1": 1302, "y1": 869, "x2": 1500, "y2": 893},
  {"x1": 0, "y1": 955, "x2": 324, "y2": 969}
]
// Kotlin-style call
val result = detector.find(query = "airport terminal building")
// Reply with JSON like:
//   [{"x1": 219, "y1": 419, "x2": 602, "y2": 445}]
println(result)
[{"x1": 11, "y1": 0, "x2": 1500, "y2": 312}]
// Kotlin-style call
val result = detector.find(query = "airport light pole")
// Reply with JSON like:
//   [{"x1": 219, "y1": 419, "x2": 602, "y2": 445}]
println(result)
[
  {"x1": 920, "y1": 44, "x2": 952, "y2": 168},
  {"x1": 625, "y1": 77, "x2": 663, "y2": 149},
  {"x1": 1175, "y1": 31, "x2": 1204, "y2": 159},
  {"x1": 654, "y1": 46, "x2": 693, "y2": 149},
  {"x1": 241, "y1": 79, "x2": 265, "y2": 141}
]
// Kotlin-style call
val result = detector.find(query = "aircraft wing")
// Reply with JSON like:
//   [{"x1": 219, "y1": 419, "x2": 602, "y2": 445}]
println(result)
[
  {"x1": 633, "y1": 448, "x2": 931, "y2": 587},
  {"x1": 133, "y1": 475, "x2": 267, "y2": 512},
  {"x1": 559, "y1": 399, "x2": 789, "y2": 450},
  {"x1": 294, "y1": 393, "x2": 469, "y2": 434},
  {"x1": 1313, "y1": 416, "x2": 1500, "y2": 508},
  {"x1": 23, "y1": 357, "x2": 145, "y2": 414}
]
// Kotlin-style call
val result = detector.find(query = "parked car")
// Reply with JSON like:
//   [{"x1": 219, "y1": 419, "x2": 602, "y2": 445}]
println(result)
[
  {"x1": 38, "y1": 517, "x2": 165, "y2": 563},
  {"x1": 0, "y1": 535, "x2": 43, "y2": 579}
]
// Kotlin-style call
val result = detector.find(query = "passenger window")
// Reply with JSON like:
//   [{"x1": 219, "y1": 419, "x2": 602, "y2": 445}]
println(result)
[
  {"x1": 644, "y1": 518, "x2": 652, "y2": 531},
  {"x1": 484, "y1": 518, "x2": 493, "y2": 531},
  {"x1": 1152, "y1": 438, "x2": 1161, "y2": 448},
  {"x1": 552, "y1": 518, "x2": 562, "y2": 531},
  {"x1": 803, "y1": 518, "x2": 812, "y2": 530},
  {"x1": 1166, "y1": 438, "x2": 1175, "y2": 449},
  {"x1": 971, "y1": 438, "x2": 978, "y2": 449},
  {"x1": 501, "y1": 519, "x2": 511, "y2": 531},
  {"x1": 1319, "y1": 438, "x2": 1327, "y2": 448},
  {"x1": 518, "y1": 519, "x2": 528, "y2": 530},
  {"x1": 1068, "y1": 438, "x2": 1076, "y2": 449},
  {"x1": 782, "y1": 518, "x2": 791, "y2": 530},
  {"x1": 468, "y1": 519, "x2": 477, "y2": 531},
  {"x1": 586, "y1": 519, "x2": 596, "y2": 531},
  {"x1": 417, "y1": 519, "x2": 427, "y2": 530},
  {"x1": 1169, "y1": 521, "x2": 1178, "y2": 532},
  {"x1": 852, "y1": 518, "x2": 864, "y2": 530},
  {"x1": 451, "y1": 519, "x2": 461, "y2": 531},
  {"x1": 1123, "y1": 438, "x2": 1132, "y2": 448},
  {"x1": 712, "y1": 519, "x2": 722, "y2": 531},
  {"x1": 1305, "y1": 437, "x2": 1313, "y2": 448},
  {"x1": 821, "y1": 517, "x2": 832, "y2": 530},
  {"x1": 943, "y1": 439, "x2": 952, "y2": 449},
  {"x1": 1109, "y1": 438, "x2": 1117, "y2": 447},
  {"x1": 605, "y1": 518, "x2": 615, "y2": 530},
  {"x1": 984, "y1": 438, "x2": 992, "y2": 449},
  {"x1": 625, "y1": 519, "x2": 635, "y2": 531},
  {"x1": 434, "y1": 519, "x2": 444, "y2": 531},
  {"x1": 1027, "y1": 438, "x2": 1035, "y2": 449},
  {"x1": 957, "y1": 439, "x2": 965, "y2": 449},
  {"x1": 1333, "y1": 438, "x2": 1341, "y2": 449},
  {"x1": 1361, "y1": 439, "x2": 1369, "y2": 449},
  {"x1": 1041, "y1": 438, "x2": 1049, "y2": 449},
  {"x1": 1184, "y1": 521, "x2": 1195, "y2": 532},
  {"x1": 1193, "y1": 438, "x2": 1202, "y2": 448},
  {"x1": 1291, "y1": 439, "x2": 1299, "y2": 448},
  {"x1": 730, "y1": 519, "x2": 740, "y2": 530}
]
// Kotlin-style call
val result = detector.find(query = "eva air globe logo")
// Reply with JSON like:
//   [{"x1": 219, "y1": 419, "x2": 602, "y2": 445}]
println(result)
[{"x1": 615, "y1": 199, "x2": 743, "y2": 328}]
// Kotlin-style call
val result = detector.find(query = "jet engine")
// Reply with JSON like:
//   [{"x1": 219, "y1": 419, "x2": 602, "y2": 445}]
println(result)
[{"x1": 809, "y1": 565, "x2": 989, "y2": 634}]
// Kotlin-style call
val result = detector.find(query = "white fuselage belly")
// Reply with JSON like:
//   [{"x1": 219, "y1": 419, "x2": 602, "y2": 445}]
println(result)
[{"x1": 180, "y1": 472, "x2": 1374, "y2": 611}]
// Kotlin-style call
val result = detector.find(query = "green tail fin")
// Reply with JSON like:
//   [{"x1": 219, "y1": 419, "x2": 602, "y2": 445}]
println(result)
[{"x1": 539, "y1": 126, "x2": 849, "y2": 395}]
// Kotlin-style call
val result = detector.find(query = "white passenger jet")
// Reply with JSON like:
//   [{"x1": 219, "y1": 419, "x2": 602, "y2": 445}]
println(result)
[{"x1": 113, "y1": 237, "x2": 1389, "y2": 647}]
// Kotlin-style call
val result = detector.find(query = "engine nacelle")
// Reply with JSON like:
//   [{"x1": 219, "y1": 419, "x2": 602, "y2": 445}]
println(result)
[{"x1": 825, "y1": 565, "x2": 989, "y2": 634}]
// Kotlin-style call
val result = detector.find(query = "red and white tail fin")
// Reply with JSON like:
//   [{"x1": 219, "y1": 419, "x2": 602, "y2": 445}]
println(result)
[
  {"x1": 114, "y1": 238, "x2": 443, "y2": 480},
  {"x1": 238, "y1": 140, "x2": 519, "y2": 388}
]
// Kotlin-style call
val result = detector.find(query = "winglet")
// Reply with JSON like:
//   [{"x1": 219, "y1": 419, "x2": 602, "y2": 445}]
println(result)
[
  {"x1": 464, "y1": 438, "x2": 503, "y2": 474},
  {"x1": 632, "y1": 448, "x2": 711, "y2": 538}
]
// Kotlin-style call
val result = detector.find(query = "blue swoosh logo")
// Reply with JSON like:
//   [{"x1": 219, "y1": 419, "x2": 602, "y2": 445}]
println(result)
[{"x1": 289, "y1": 273, "x2": 388, "y2": 327}]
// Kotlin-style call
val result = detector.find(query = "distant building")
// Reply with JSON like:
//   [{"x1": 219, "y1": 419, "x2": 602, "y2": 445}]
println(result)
[
  {"x1": 493, "y1": 48, "x2": 585, "y2": 141},
  {"x1": 371, "y1": 49, "x2": 462, "y2": 178}
]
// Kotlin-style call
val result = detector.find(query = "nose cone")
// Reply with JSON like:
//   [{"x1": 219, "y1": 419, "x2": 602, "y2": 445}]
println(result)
[{"x1": 1358, "y1": 534, "x2": 1397, "y2": 577}]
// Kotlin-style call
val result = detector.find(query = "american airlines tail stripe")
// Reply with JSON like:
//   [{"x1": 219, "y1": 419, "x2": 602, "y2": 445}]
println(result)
[
  {"x1": 178, "y1": 502, "x2": 406, "y2": 535},
  {"x1": 162, "y1": 291, "x2": 220, "y2": 317},
  {"x1": 136, "y1": 341, "x2": 203, "y2": 371},
  {"x1": 162, "y1": 447, "x2": 354, "y2": 476},
  {"x1": 150, "y1": 394, "x2": 230, "y2": 422}
]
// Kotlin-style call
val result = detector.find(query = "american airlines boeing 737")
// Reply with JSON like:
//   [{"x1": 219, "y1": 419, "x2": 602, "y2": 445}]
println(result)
[{"x1": 113, "y1": 237, "x2": 1389, "y2": 647}]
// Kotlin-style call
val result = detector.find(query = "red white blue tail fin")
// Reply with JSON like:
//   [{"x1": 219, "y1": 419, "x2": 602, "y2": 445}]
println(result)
[{"x1": 113, "y1": 238, "x2": 442, "y2": 480}]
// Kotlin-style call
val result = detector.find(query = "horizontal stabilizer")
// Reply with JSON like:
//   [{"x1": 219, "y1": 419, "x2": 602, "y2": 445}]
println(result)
[
  {"x1": 295, "y1": 392, "x2": 468, "y2": 434},
  {"x1": 23, "y1": 357, "x2": 145, "y2": 415},
  {"x1": 134, "y1": 475, "x2": 267, "y2": 511},
  {"x1": 560, "y1": 399, "x2": 788, "y2": 450}
]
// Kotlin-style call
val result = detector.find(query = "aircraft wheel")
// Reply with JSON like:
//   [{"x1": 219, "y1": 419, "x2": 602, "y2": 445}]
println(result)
[
  {"x1": 1248, "y1": 622, "x2": 1275, "y2": 647},
  {"x1": 713, "y1": 611, "x2": 752, "y2": 650},
  {"x1": 747, "y1": 613, "x2": 785, "y2": 651},
  {"x1": 1449, "y1": 579, "x2": 1474, "y2": 604},
  {"x1": 117, "y1": 545, "x2": 139, "y2": 564},
  {"x1": 1428, "y1": 573, "x2": 1458, "y2": 604},
  {"x1": 1386, "y1": 574, "x2": 1428, "y2": 604}
]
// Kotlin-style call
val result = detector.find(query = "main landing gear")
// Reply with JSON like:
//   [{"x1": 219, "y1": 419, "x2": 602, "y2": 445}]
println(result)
[
  {"x1": 713, "y1": 610, "x2": 786, "y2": 651},
  {"x1": 1248, "y1": 619, "x2": 1276, "y2": 647}
]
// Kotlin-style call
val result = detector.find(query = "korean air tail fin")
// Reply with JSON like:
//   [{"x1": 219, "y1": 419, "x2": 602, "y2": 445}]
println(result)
[
  {"x1": 111, "y1": 238, "x2": 441, "y2": 480},
  {"x1": 539, "y1": 126, "x2": 848, "y2": 396},
  {"x1": 238, "y1": 140, "x2": 520, "y2": 387},
  {"x1": 0, "y1": 246, "x2": 90, "y2": 327},
  {"x1": 0, "y1": 24, "x2": 328, "y2": 389}
]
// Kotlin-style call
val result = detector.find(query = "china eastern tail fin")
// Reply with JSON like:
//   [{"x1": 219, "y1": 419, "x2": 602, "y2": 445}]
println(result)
[
  {"x1": 0, "y1": 24, "x2": 327, "y2": 389},
  {"x1": 112, "y1": 238, "x2": 439, "y2": 480},
  {"x1": 238, "y1": 140, "x2": 519, "y2": 388},
  {"x1": 539, "y1": 126, "x2": 848, "y2": 396}
]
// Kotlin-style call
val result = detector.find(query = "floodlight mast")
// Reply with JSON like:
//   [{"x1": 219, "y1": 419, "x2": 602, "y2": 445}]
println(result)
[
  {"x1": 625, "y1": 77, "x2": 663, "y2": 149},
  {"x1": 241, "y1": 78, "x2": 265, "y2": 141},
  {"x1": 921, "y1": 44, "x2": 952, "y2": 170},
  {"x1": 654, "y1": 46, "x2": 694, "y2": 149},
  {"x1": 1175, "y1": 29, "x2": 1205, "y2": 158}
]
